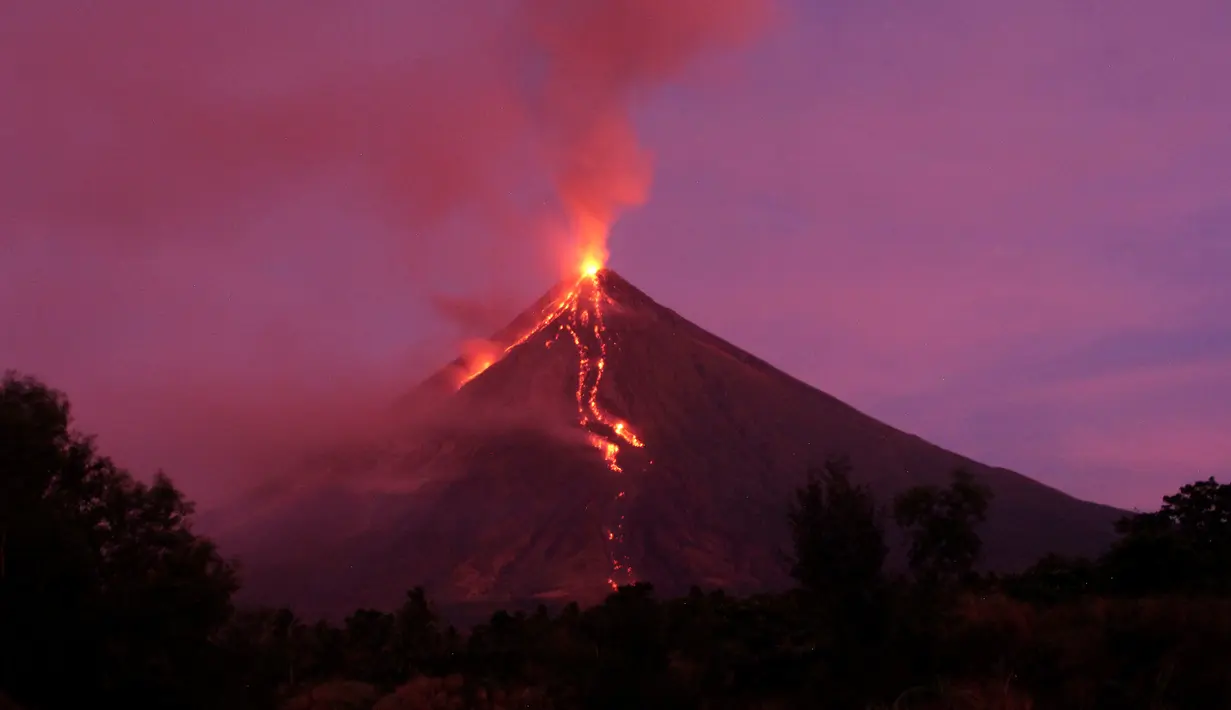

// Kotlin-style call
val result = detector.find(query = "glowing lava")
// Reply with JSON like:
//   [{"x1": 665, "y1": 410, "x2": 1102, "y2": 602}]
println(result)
[
  {"x1": 559, "y1": 268, "x2": 644, "y2": 590},
  {"x1": 456, "y1": 296, "x2": 576, "y2": 386},
  {"x1": 459, "y1": 358, "x2": 493, "y2": 386},
  {"x1": 454, "y1": 256, "x2": 646, "y2": 592}
]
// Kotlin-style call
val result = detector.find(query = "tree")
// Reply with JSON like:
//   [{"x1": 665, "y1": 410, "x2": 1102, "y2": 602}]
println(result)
[
  {"x1": 1101, "y1": 476, "x2": 1231, "y2": 595},
  {"x1": 391, "y1": 587, "x2": 445, "y2": 676},
  {"x1": 581, "y1": 583, "x2": 676, "y2": 709},
  {"x1": 342, "y1": 608, "x2": 399, "y2": 685},
  {"x1": 788, "y1": 456, "x2": 889, "y2": 602},
  {"x1": 892, "y1": 469, "x2": 993, "y2": 587},
  {"x1": 785, "y1": 458, "x2": 890, "y2": 705},
  {"x1": 0, "y1": 372, "x2": 238, "y2": 707},
  {"x1": 213, "y1": 608, "x2": 310, "y2": 703}
]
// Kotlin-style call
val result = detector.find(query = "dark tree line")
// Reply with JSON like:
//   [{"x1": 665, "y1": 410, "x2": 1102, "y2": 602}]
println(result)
[
  {"x1": 1, "y1": 373, "x2": 237, "y2": 708},
  {"x1": 1005, "y1": 476, "x2": 1231, "y2": 603},
  {"x1": 4, "y1": 372, "x2": 1231, "y2": 709},
  {"x1": 788, "y1": 456, "x2": 994, "y2": 595}
]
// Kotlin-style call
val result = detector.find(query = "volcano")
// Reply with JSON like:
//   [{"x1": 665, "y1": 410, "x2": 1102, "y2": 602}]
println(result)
[{"x1": 225, "y1": 269, "x2": 1123, "y2": 618}]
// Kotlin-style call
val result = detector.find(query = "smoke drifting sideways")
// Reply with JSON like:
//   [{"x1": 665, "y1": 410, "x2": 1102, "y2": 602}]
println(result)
[{"x1": 0, "y1": 0, "x2": 773, "y2": 512}]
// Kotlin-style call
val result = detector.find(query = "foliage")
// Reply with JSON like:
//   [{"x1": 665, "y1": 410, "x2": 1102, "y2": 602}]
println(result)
[
  {"x1": 788, "y1": 456, "x2": 888, "y2": 601},
  {"x1": 786, "y1": 455, "x2": 891, "y2": 704},
  {"x1": 257, "y1": 591, "x2": 1231, "y2": 710},
  {"x1": 1101, "y1": 477, "x2": 1231, "y2": 596},
  {"x1": 0, "y1": 372, "x2": 239, "y2": 709},
  {"x1": 892, "y1": 469, "x2": 994, "y2": 587}
]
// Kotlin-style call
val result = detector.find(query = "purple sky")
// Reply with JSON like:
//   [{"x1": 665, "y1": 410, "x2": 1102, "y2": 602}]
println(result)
[{"x1": 3, "y1": 0, "x2": 1229, "y2": 512}]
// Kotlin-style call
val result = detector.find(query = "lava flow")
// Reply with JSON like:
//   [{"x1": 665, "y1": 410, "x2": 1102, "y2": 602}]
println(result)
[
  {"x1": 457, "y1": 295, "x2": 576, "y2": 386},
  {"x1": 560, "y1": 269, "x2": 644, "y2": 590},
  {"x1": 456, "y1": 259, "x2": 646, "y2": 591}
]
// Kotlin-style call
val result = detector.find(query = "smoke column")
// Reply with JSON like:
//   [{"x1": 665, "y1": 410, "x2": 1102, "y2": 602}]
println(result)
[{"x1": 524, "y1": 0, "x2": 773, "y2": 267}]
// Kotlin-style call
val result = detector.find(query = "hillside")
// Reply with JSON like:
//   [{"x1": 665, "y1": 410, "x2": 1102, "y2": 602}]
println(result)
[{"x1": 223, "y1": 269, "x2": 1124, "y2": 618}]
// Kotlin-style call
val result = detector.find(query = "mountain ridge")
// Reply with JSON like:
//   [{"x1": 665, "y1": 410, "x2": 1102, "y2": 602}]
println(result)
[{"x1": 222, "y1": 268, "x2": 1125, "y2": 618}]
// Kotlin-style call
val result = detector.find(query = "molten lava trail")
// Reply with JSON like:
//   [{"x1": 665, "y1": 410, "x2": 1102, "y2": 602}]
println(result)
[
  {"x1": 559, "y1": 273, "x2": 644, "y2": 590},
  {"x1": 458, "y1": 270, "x2": 645, "y2": 591},
  {"x1": 458, "y1": 296, "x2": 575, "y2": 386}
]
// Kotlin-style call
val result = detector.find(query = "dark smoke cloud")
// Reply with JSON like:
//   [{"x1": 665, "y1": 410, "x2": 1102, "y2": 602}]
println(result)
[{"x1": 0, "y1": 0, "x2": 773, "y2": 508}]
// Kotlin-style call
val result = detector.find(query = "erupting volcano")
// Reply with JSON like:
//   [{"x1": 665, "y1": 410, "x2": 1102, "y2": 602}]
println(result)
[{"x1": 224, "y1": 257, "x2": 1125, "y2": 620}]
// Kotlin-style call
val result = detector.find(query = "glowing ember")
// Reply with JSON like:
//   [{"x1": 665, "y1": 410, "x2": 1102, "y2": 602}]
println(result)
[
  {"x1": 459, "y1": 359, "x2": 493, "y2": 386},
  {"x1": 588, "y1": 434, "x2": 622, "y2": 473}
]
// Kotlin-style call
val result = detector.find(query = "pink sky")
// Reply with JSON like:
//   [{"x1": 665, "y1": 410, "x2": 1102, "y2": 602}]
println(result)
[{"x1": 2, "y1": 0, "x2": 1229, "y2": 511}]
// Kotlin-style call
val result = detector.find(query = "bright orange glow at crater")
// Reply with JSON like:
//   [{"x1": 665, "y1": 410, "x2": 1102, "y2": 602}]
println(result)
[
  {"x1": 574, "y1": 208, "x2": 609, "y2": 279},
  {"x1": 456, "y1": 216, "x2": 643, "y2": 592}
]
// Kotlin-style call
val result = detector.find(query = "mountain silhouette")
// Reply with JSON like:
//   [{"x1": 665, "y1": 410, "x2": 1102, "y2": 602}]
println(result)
[{"x1": 222, "y1": 269, "x2": 1124, "y2": 618}]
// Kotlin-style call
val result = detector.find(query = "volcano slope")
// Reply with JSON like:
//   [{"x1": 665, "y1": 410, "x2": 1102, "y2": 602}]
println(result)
[{"x1": 229, "y1": 269, "x2": 1124, "y2": 618}]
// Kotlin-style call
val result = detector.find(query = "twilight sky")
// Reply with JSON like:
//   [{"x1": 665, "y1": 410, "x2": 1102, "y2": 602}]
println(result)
[{"x1": 2, "y1": 0, "x2": 1229, "y2": 512}]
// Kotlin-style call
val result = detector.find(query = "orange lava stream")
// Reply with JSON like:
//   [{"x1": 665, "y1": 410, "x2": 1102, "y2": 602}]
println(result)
[
  {"x1": 560, "y1": 272, "x2": 644, "y2": 591},
  {"x1": 455, "y1": 264, "x2": 645, "y2": 592},
  {"x1": 457, "y1": 296, "x2": 575, "y2": 386}
]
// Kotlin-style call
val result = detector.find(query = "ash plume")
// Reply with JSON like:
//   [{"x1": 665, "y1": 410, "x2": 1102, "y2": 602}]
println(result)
[
  {"x1": 0, "y1": 0, "x2": 773, "y2": 509},
  {"x1": 524, "y1": 0, "x2": 773, "y2": 262}
]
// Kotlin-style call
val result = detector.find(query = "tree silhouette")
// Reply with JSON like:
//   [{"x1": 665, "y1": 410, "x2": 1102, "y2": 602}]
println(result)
[
  {"x1": 1102, "y1": 476, "x2": 1231, "y2": 595},
  {"x1": 581, "y1": 583, "x2": 676, "y2": 709},
  {"x1": 787, "y1": 455, "x2": 889, "y2": 702},
  {"x1": 342, "y1": 608, "x2": 399, "y2": 685},
  {"x1": 892, "y1": 469, "x2": 993, "y2": 587},
  {"x1": 0, "y1": 372, "x2": 237, "y2": 708},
  {"x1": 788, "y1": 456, "x2": 888, "y2": 602},
  {"x1": 391, "y1": 586, "x2": 446, "y2": 676}
]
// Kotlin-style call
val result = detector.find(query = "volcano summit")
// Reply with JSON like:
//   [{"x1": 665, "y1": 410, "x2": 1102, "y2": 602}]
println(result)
[{"x1": 227, "y1": 269, "x2": 1123, "y2": 618}]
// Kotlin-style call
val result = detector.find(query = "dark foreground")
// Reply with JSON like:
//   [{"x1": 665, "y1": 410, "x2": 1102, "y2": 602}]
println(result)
[
  {"x1": 4, "y1": 373, "x2": 1231, "y2": 709},
  {"x1": 240, "y1": 586, "x2": 1231, "y2": 710}
]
